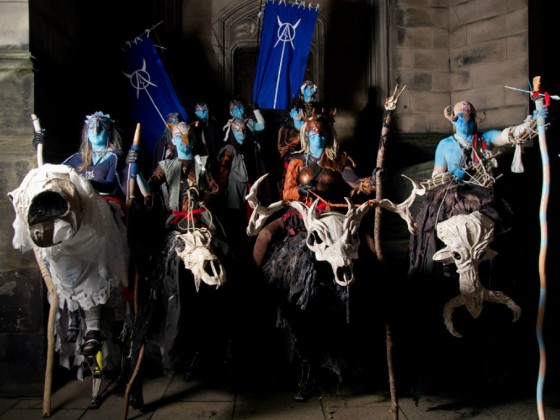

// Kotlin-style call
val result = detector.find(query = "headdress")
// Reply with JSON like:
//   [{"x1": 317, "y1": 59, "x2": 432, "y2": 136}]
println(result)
[
  {"x1": 85, "y1": 111, "x2": 112, "y2": 130},
  {"x1": 166, "y1": 112, "x2": 183, "y2": 125},
  {"x1": 223, "y1": 117, "x2": 247, "y2": 142},
  {"x1": 300, "y1": 80, "x2": 317, "y2": 97},
  {"x1": 172, "y1": 122, "x2": 191, "y2": 146},
  {"x1": 444, "y1": 101, "x2": 486, "y2": 123}
]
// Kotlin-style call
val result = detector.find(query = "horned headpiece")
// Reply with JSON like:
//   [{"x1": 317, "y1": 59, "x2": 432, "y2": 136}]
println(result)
[{"x1": 443, "y1": 101, "x2": 486, "y2": 124}]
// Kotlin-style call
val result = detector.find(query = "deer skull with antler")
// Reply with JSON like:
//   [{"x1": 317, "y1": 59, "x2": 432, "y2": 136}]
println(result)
[
  {"x1": 246, "y1": 174, "x2": 424, "y2": 287},
  {"x1": 433, "y1": 211, "x2": 521, "y2": 337}
]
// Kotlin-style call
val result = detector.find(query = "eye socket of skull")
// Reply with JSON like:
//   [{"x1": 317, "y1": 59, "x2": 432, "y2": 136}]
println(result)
[
  {"x1": 175, "y1": 236, "x2": 186, "y2": 253},
  {"x1": 307, "y1": 230, "x2": 324, "y2": 248},
  {"x1": 28, "y1": 191, "x2": 69, "y2": 225},
  {"x1": 453, "y1": 251, "x2": 461, "y2": 261}
]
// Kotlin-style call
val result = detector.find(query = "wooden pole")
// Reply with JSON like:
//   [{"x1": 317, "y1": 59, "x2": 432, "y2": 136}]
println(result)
[
  {"x1": 532, "y1": 76, "x2": 549, "y2": 420},
  {"x1": 122, "y1": 123, "x2": 144, "y2": 420},
  {"x1": 31, "y1": 114, "x2": 57, "y2": 418},
  {"x1": 36, "y1": 249, "x2": 57, "y2": 418},
  {"x1": 374, "y1": 85, "x2": 405, "y2": 420}
]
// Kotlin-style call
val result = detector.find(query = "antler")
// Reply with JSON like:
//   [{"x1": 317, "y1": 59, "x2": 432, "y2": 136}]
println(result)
[
  {"x1": 384, "y1": 84, "x2": 406, "y2": 111},
  {"x1": 245, "y1": 174, "x2": 286, "y2": 236},
  {"x1": 370, "y1": 175, "x2": 425, "y2": 234}
]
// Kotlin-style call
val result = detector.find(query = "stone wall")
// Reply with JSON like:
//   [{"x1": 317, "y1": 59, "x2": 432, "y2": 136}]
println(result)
[
  {"x1": 0, "y1": 0, "x2": 45, "y2": 396},
  {"x1": 389, "y1": 0, "x2": 530, "y2": 140}
]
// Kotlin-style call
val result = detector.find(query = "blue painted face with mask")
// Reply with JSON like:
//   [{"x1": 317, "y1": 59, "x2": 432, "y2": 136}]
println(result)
[
  {"x1": 231, "y1": 120, "x2": 246, "y2": 145},
  {"x1": 453, "y1": 113, "x2": 476, "y2": 140},
  {"x1": 86, "y1": 112, "x2": 111, "y2": 151},
  {"x1": 303, "y1": 86, "x2": 315, "y2": 103},
  {"x1": 195, "y1": 104, "x2": 208, "y2": 122},
  {"x1": 290, "y1": 108, "x2": 304, "y2": 130},
  {"x1": 300, "y1": 81, "x2": 317, "y2": 103},
  {"x1": 231, "y1": 105, "x2": 245, "y2": 120},
  {"x1": 172, "y1": 122, "x2": 194, "y2": 160},
  {"x1": 308, "y1": 128, "x2": 326, "y2": 158}
]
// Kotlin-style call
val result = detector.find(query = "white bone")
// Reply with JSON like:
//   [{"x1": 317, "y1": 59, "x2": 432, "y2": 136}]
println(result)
[
  {"x1": 433, "y1": 211, "x2": 521, "y2": 337},
  {"x1": 175, "y1": 229, "x2": 226, "y2": 292}
]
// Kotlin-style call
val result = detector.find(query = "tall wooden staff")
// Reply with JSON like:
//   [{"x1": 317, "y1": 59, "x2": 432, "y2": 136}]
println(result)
[
  {"x1": 126, "y1": 124, "x2": 141, "y2": 312},
  {"x1": 532, "y1": 76, "x2": 551, "y2": 420},
  {"x1": 122, "y1": 123, "x2": 145, "y2": 420},
  {"x1": 506, "y1": 76, "x2": 558, "y2": 419},
  {"x1": 373, "y1": 85, "x2": 405, "y2": 420},
  {"x1": 31, "y1": 114, "x2": 57, "y2": 418}
]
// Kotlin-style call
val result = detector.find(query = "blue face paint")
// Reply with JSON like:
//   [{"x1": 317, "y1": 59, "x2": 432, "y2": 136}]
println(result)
[
  {"x1": 303, "y1": 86, "x2": 315, "y2": 102},
  {"x1": 195, "y1": 108, "x2": 208, "y2": 121},
  {"x1": 308, "y1": 129, "x2": 326, "y2": 157},
  {"x1": 290, "y1": 108, "x2": 304, "y2": 130},
  {"x1": 88, "y1": 126, "x2": 109, "y2": 151},
  {"x1": 172, "y1": 134, "x2": 193, "y2": 160},
  {"x1": 453, "y1": 113, "x2": 476, "y2": 139},
  {"x1": 233, "y1": 130, "x2": 246, "y2": 145},
  {"x1": 86, "y1": 112, "x2": 111, "y2": 151},
  {"x1": 231, "y1": 106, "x2": 244, "y2": 119}
]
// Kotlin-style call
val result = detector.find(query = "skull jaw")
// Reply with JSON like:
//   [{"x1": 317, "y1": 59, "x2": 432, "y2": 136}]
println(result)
[{"x1": 333, "y1": 264, "x2": 354, "y2": 287}]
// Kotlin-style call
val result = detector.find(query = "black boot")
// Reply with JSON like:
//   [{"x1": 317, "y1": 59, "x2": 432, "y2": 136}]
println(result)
[
  {"x1": 184, "y1": 352, "x2": 201, "y2": 382},
  {"x1": 81, "y1": 330, "x2": 101, "y2": 356},
  {"x1": 294, "y1": 359, "x2": 315, "y2": 402}
]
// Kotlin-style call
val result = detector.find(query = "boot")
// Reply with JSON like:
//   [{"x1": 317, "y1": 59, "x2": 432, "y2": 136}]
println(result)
[
  {"x1": 184, "y1": 352, "x2": 201, "y2": 382},
  {"x1": 81, "y1": 330, "x2": 101, "y2": 356},
  {"x1": 294, "y1": 359, "x2": 315, "y2": 402}
]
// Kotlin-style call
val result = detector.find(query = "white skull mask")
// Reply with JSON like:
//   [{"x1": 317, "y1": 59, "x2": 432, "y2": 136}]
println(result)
[
  {"x1": 175, "y1": 229, "x2": 226, "y2": 291},
  {"x1": 289, "y1": 199, "x2": 370, "y2": 287},
  {"x1": 433, "y1": 211, "x2": 520, "y2": 337},
  {"x1": 8, "y1": 165, "x2": 84, "y2": 250}
]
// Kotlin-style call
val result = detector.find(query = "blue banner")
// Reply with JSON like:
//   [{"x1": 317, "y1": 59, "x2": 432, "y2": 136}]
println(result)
[
  {"x1": 253, "y1": 1, "x2": 318, "y2": 110},
  {"x1": 122, "y1": 35, "x2": 187, "y2": 154}
]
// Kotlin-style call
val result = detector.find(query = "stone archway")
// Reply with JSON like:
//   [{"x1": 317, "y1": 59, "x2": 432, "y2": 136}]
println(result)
[{"x1": 215, "y1": 0, "x2": 325, "y2": 102}]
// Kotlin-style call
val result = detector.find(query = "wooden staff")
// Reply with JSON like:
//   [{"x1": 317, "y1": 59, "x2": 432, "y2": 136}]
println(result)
[
  {"x1": 532, "y1": 76, "x2": 549, "y2": 420},
  {"x1": 122, "y1": 123, "x2": 144, "y2": 420},
  {"x1": 373, "y1": 85, "x2": 405, "y2": 420},
  {"x1": 126, "y1": 124, "x2": 141, "y2": 211},
  {"x1": 31, "y1": 114, "x2": 57, "y2": 418}
]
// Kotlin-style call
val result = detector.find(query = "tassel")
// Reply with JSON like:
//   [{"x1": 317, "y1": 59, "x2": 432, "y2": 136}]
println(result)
[{"x1": 511, "y1": 144, "x2": 524, "y2": 173}]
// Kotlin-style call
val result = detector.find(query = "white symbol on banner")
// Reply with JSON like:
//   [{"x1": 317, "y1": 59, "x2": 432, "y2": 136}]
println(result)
[
  {"x1": 272, "y1": 15, "x2": 301, "y2": 109},
  {"x1": 123, "y1": 59, "x2": 166, "y2": 124}
]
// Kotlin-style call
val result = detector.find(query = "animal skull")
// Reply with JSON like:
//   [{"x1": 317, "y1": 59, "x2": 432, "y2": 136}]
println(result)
[
  {"x1": 433, "y1": 211, "x2": 521, "y2": 337},
  {"x1": 289, "y1": 198, "x2": 370, "y2": 287},
  {"x1": 175, "y1": 228, "x2": 226, "y2": 291},
  {"x1": 8, "y1": 164, "x2": 85, "y2": 250}
]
